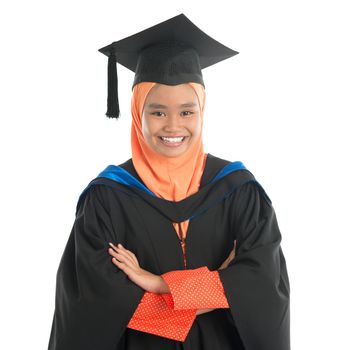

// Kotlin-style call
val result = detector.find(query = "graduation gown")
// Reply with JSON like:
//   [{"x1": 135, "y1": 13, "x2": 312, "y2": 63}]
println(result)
[{"x1": 47, "y1": 153, "x2": 290, "y2": 350}]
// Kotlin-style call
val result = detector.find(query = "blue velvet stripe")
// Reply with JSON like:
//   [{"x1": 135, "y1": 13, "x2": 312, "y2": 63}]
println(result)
[
  {"x1": 79, "y1": 161, "x2": 248, "y2": 202},
  {"x1": 207, "y1": 161, "x2": 247, "y2": 185},
  {"x1": 96, "y1": 165, "x2": 157, "y2": 197}
]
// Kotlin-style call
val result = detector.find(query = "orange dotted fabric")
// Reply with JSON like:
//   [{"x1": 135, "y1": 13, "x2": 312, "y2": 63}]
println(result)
[
  {"x1": 161, "y1": 266, "x2": 230, "y2": 310},
  {"x1": 127, "y1": 290, "x2": 196, "y2": 342},
  {"x1": 127, "y1": 266, "x2": 229, "y2": 342}
]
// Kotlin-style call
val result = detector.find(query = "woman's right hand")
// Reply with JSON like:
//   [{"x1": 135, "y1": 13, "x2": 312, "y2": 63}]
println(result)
[{"x1": 196, "y1": 240, "x2": 237, "y2": 316}]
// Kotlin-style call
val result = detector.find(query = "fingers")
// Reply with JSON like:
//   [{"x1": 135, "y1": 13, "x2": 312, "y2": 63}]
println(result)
[
  {"x1": 229, "y1": 240, "x2": 237, "y2": 257},
  {"x1": 108, "y1": 248, "x2": 132, "y2": 268},
  {"x1": 226, "y1": 239, "x2": 237, "y2": 262},
  {"x1": 116, "y1": 243, "x2": 138, "y2": 264},
  {"x1": 108, "y1": 244, "x2": 133, "y2": 266},
  {"x1": 110, "y1": 255, "x2": 132, "y2": 276},
  {"x1": 108, "y1": 243, "x2": 139, "y2": 266}
]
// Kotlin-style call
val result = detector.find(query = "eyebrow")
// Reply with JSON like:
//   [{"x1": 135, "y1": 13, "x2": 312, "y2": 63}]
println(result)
[{"x1": 146, "y1": 102, "x2": 197, "y2": 109}]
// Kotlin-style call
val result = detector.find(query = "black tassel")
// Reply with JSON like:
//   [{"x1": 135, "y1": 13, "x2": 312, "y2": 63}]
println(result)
[{"x1": 105, "y1": 53, "x2": 120, "y2": 119}]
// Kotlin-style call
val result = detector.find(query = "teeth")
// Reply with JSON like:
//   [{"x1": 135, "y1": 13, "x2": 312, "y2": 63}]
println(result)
[{"x1": 160, "y1": 136, "x2": 185, "y2": 142}]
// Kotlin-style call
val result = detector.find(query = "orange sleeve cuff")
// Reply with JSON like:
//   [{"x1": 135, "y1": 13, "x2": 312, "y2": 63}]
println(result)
[
  {"x1": 127, "y1": 291, "x2": 196, "y2": 342},
  {"x1": 160, "y1": 266, "x2": 230, "y2": 310}
]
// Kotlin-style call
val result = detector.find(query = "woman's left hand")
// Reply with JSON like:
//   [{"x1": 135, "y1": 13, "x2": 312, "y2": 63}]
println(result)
[{"x1": 108, "y1": 242, "x2": 163, "y2": 294}]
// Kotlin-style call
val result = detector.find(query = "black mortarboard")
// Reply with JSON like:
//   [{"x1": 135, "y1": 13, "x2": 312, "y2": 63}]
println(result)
[{"x1": 98, "y1": 13, "x2": 239, "y2": 119}]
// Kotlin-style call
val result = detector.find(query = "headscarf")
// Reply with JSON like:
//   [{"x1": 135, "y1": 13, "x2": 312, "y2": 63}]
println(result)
[{"x1": 130, "y1": 81, "x2": 207, "y2": 245}]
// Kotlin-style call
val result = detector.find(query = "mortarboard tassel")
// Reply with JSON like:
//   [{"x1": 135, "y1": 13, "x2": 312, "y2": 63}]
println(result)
[{"x1": 106, "y1": 53, "x2": 120, "y2": 119}]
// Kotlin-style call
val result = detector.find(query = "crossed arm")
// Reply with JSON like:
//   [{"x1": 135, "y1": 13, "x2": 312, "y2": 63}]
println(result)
[{"x1": 107, "y1": 241, "x2": 236, "y2": 341}]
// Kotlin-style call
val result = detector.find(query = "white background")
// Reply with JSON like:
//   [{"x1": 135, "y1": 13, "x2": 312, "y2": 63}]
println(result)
[{"x1": 1, "y1": 1, "x2": 349, "y2": 349}]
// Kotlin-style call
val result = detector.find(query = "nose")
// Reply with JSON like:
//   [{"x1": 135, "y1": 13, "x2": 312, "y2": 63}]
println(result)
[{"x1": 164, "y1": 114, "x2": 183, "y2": 131}]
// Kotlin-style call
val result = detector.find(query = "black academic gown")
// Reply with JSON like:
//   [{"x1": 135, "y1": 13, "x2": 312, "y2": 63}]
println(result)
[{"x1": 47, "y1": 153, "x2": 290, "y2": 350}]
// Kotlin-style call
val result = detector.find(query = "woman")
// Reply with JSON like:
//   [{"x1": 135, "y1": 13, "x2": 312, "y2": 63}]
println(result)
[{"x1": 48, "y1": 14, "x2": 290, "y2": 350}]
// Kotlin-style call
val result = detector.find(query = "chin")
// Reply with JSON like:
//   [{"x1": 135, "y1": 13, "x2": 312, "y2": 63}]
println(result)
[{"x1": 157, "y1": 148, "x2": 188, "y2": 158}]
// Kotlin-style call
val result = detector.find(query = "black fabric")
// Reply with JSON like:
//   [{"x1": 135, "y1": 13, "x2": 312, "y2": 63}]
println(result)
[
  {"x1": 106, "y1": 52, "x2": 119, "y2": 118},
  {"x1": 47, "y1": 153, "x2": 290, "y2": 350},
  {"x1": 98, "y1": 13, "x2": 239, "y2": 119},
  {"x1": 131, "y1": 41, "x2": 205, "y2": 90}
]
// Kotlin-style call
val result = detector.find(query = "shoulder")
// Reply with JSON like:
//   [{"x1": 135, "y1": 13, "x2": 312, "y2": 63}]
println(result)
[
  {"x1": 225, "y1": 180, "x2": 274, "y2": 228},
  {"x1": 201, "y1": 153, "x2": 246, "y2": 186},
  {"x1": 75, "y1": 182, "x2": 111, "y2": 216},
  {"x1": 204, "y1": 153, "x2": 255, "y2": 184},
  {"x1": 205, "y1": 153, "x2": 250, "y2": 176},
  {"x1": 235, "y1": 180, "x2": 272, "y2": 205},
  {"x1": 76, "y1": 158, "x2": 138, "y2": 215},
  {"x1": 206, "y1": 154, "x2": 272, "y2": 205}
]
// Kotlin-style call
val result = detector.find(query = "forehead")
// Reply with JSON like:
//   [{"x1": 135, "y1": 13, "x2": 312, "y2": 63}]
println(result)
[
  {"x1": 145, "y1": 83, "x2": 198, "y2": 107},
  {"x1": 146, "y1": 102, "x2": 198, "y2": 109}
]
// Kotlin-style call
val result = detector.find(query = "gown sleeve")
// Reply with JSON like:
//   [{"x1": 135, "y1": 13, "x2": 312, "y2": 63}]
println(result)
[
  {"x1": 127, "y1": 267, "x2": 229, "y2": 341},
  {"x1": 127, "y1": 291, "x2": 196, "y2": 342},
  {"x1": 160, "y1": 266, "x2": 229, "y2": 310},
  {"x1": 217, "y1": 181, "x2": 290, "y2": 350},
  {"x1": 48, "y1": 185, "x2": 146, "y2": 350}
]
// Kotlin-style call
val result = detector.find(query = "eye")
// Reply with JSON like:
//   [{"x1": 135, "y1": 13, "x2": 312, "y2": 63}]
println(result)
[
  {"x1": 181, "y1": 111, "x2": 193, "y2": 117},
  {"x1": 152, "y1": 111, "x2": 166, "y2": 117}
]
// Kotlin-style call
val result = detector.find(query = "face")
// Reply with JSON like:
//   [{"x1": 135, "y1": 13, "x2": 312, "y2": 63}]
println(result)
[{"x1": 142, "y1": 83, "x2": 202, "y2": 158}]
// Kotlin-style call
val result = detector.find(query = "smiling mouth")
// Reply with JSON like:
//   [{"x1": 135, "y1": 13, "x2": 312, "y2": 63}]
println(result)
[
  {"x1": 159, "y1": 136, "x2": 185, "y2": 142},
  {"x1": 158, "y1": 136, "x2": 188, "y2": 147}
]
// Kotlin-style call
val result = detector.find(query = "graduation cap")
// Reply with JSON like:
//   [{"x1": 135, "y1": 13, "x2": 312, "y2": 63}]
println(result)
[{"x1": 98, "y1": 13, "x2": 239, "y2": 119}]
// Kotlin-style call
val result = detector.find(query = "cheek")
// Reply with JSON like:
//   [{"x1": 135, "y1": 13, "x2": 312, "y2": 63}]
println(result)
[
  {"x1": 142, "y1": 114, "x2": 160, "y2": 139},
  {"x1": 141, "y1": 115, "x2": 152, "y2": 138},
  {"x1": 190, "y1": 116, "x2": 202, "y2": 137},
  {"x1": 141, "y1": 114, "x2": 147, "y2": 135}
]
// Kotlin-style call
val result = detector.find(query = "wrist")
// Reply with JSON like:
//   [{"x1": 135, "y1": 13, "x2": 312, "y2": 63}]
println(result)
[{"x1": 157, "y1": 276, "x2": 171, "y2": 294}]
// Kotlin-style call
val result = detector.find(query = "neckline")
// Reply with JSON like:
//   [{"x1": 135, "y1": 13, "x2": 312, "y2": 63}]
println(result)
[
  {"x1": 77, "y1": 154, "x2": 255, "y2": 222},
  {"x1": 95, "y1": 154, "x2": 247, "y2": 204},
  {"x1": 117, "y1": 153, "x2": 230, "y2": 189}
]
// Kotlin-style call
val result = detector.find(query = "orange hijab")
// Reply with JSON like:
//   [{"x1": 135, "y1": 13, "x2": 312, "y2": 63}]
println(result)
[{"x1": 130, "y1": 82, "x2": 207, "y2": 245}]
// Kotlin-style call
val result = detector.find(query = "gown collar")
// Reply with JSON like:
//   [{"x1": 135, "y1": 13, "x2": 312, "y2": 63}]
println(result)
[{"x1": 77, "y1": 153, "x2": 256, "y2": 222}]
